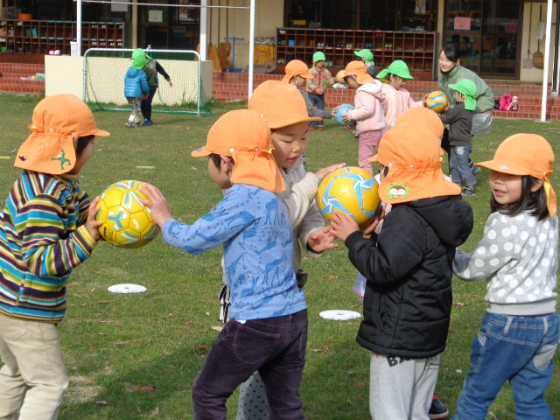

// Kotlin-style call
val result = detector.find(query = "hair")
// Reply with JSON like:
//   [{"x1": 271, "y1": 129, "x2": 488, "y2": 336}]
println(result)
[
  {"x1": 209, "y1": 153, "x2": 234, "y2": 169},
  {"x1": 441, "y1": 43, "x2": 461, "y2": 64},
  {"x1": 490, "y1": 175, "x2": 549, "y2": 221},
  {"x1": 75, "y1": 135, "x2": 94, "y2": 158}
]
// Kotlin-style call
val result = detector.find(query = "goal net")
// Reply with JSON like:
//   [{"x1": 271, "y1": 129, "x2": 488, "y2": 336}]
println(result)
[{"x1": 83, "y1": 48, "x2": 213, "y2": 116}]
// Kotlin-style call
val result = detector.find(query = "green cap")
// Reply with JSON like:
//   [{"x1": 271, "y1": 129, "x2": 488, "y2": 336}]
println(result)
[
  {"x1": 131, "y1": 48, "x2": 145, "y2": 59},
  {"x1": 376, "y1": 60, "x2": 414, "y2": 81},
  {"x1": 449, "y1": 79, "x2": 477, "y2": 111},
  {"x1": 313, "y1": 51, "x2": 326, "y2": 63},
  {"x1": 354, "y1": 49, "x2": 374, "y2": 65},
  {"x1": 131, "y1": 55, "x2": 147, "y2": 70}
]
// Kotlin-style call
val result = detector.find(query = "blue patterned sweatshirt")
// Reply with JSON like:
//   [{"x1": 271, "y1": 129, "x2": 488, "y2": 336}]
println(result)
[
  {"x1": 0, "y1": 170, "x2": 97, "y2": 323},
  {"x1": 162, "y1": 184, "x2": 307, "y2": 321}
]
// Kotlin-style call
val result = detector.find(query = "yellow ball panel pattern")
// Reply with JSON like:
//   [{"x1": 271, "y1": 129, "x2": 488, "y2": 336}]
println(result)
[{"x1": 96, "y1": 180, "x2": 160, "y2": 248}]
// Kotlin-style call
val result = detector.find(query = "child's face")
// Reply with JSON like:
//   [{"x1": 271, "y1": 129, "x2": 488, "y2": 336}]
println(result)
[
  {"x1": 208, "y1": 156, "x2": 233, "y2": 190},
  {"x1": 295, "y1": 75, "x2": 307, "y2": 89},
  {"x1": 70, "y1": 138, "x2": 94, "y2": 174},
  {"x1": 345, "y1": 76, "x2": 359, "y2": 89},
  {"x1": 454, "y1": 90, "x2": 463, "y2": 103},
  {"x1": 489, "y1": 171, "x2": 523, "y2": 205},
  {"x1": 390, "y1": 75, "x2": 405, "y2": 90},
  {"x1": 315, "y1": 60, "x2": 325, "y2": 69},
  {"x1": 271, "y1": 122, "x2": 309, "y2": 170}
]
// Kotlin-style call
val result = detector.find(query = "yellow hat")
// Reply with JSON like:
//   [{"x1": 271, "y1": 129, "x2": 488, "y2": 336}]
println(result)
[
  {"x1": 249, "y1": 81, "x2": 321, "y2": 128},
  {"x1": 370, "y1": 123, "x2": 460, "y2": 204},
  {"x1": 282, "y1": 60, "x2": 314, "y2": 83},
  {"x1": 191, "y1": 109, "x2": 285, "y2": 194},
  {"x1": 15, "y1": 94, "x2": 110, "y2": 175},
  {"x1": 477, "y1": 133, "x2": 556, "y2": 217}
]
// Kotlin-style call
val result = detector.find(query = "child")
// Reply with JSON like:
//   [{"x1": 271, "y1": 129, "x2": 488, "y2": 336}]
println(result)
[
  {"x1": 452, "y1": 134, "x2": 559, "y2": 420},
  {"x1": 132, "y1": 48, "x2": 173, "y2": 127},
  {"x1": 283, "y1": 59, "x2": 333, "y2": 123},
  {"x1": 306, "y1": 51, "x2": 335, "y2": 131},
  {"x1": 329, "y1": 121, "x2": 473, "y2": 420},
  {"x1": 333, "y1": 60, "x2": 385, "y2": 175},
  {"x1": 140, "y1": 109, "x2": 309, "y2": 419},
  {"x1": 439, "y1": 79, "x2": 477, "y2": 196},
  {"x1": 0, "y1": 94, "x2": 108, "y2": 419},
  {"x1": 354, "y1": 48, "x2": 376, "y2": 78},
  {"x1": 376, "y1": 60, "x2": 424, "y2": 131},
  {"x1": 231, "y1": 80, "x2": 344, "y2": 419},
  {"x1": 124, "y1": 52, "x2": 149, "y2": 128}
]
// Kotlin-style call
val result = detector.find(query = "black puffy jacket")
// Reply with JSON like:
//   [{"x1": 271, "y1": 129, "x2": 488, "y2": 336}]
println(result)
[{"x1": 345, "y1": 195, "x2": 473, "y2": 358}]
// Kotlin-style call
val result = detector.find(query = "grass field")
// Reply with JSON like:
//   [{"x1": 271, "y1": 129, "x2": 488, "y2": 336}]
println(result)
[{"x1": 0, "y1": 94, "x2": 559, "y2": 420}]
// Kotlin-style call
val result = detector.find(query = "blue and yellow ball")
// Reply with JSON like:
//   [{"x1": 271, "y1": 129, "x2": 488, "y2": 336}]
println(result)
[
  {"x1": 316, "y1": 167, "x2": 381, "y2": 227},
  {"x1": 425, "y1": 91, "x2": 449, "y2": 114},
  {"x1": 96, "y1": 180, "x2": 160, "y2": 248}
]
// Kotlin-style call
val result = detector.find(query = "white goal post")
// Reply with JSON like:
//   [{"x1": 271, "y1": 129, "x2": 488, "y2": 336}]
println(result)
[{"x1": 83, "y1": 48, "x2": 213, "y2": 117}]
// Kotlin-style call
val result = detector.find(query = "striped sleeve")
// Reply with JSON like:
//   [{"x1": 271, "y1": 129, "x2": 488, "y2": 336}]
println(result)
[{"x1": 19, "y1": 194, "x2": 96, "y2": 278}]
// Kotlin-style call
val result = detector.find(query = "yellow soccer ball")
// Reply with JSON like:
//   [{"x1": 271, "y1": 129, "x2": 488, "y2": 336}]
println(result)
[
  {"x1": 96, "y1": 180, "x2": 160, "y2": 248},
  {"x1": 316, "y1": 167, "x2": 381, "y2": 228},
  {"x1": 335, "y1": 69, "x2": 347, "y2": 84},
  {"x1": 425, "y1": 90, "x2": 449, "y2": 114}
]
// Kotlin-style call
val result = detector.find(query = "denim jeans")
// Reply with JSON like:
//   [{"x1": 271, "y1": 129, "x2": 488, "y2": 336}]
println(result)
[
  {"x1": 308, "y1": 93, "x2": 325, "y2": 127},
  {"x1": 192, "y1": 310, "x2": 308, "y2": 420},
  {"x1": 453, "y1": 311, "x2": 559, "y2": 420},
  {"x1": 449, "y1": 145, "x2": 476, "y2": 187}
]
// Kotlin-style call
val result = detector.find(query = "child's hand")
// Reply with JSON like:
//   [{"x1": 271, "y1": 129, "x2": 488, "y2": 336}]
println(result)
[
  {"x1": 168, "y1": 80, "x2": 174, "y2": 87},
  {"x1": 307, "y1": 226, "x2": 338, "y2": 253},
  {"x1": 329, "y1": 212, "x2": 360, "y2": 242},
  {"x1": 315, "y1": 88, "x2": 324, "y2": 95},
  {"x1": 342, "y1": 113, "x2": 351, "y2": 122},
  {"x1": 314, "y1": 163, "x2": 346, "y2": 180},
  {"x1": 138, "y1": 183, "x2": 173, "y2": 229},
  {"x1": 331, "y1": 106, "x2": 339, "y2": 117},
  {"x1": 86, "y1": 196, "x2": 102, "y2": 241},
  {"x1": 362, "y1": 207, "x2": 386, "y2": 236},
  {"x1": 423, "y1": 93, "x2": 429, "y2": 108}
]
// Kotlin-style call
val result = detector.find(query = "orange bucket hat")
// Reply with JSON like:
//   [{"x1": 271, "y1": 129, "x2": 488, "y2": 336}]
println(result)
[
  {"x1": 396, "y1": 107, "x2": 444, "y2": 141},
  {"x1": 342, "y1": 60, "x2": 374, "y2": 84},
  {"x1": 477, "y1": 133, "x2": 556, "y2": 217},
  {"x1": 249, "y1": 81, "x2": 321, "y2": 128},
  {"x1": 282, "y1": 60, "x2": 314, "y2": 83},
  {"x1": 14, "y1": 94, "x2": 110, "y2": 175},
  {"x1": 191, "y1": 109, "x2": 285, "y2": 194},
  {"x1": 370, "y1": 122, "x2": 460, "y2": 204}
]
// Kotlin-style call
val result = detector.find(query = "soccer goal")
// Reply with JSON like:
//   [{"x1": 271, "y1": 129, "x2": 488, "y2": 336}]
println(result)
[{"x1": 83, "y1": 48, "x2": 213, "y2": 117}]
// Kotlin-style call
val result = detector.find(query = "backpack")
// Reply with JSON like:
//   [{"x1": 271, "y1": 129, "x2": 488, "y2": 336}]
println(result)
[{"x1": 499, "y1": 94, "x2": 512, "y2": 111}]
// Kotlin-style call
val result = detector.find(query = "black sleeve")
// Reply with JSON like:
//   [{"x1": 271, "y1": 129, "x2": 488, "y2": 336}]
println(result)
[
  {"x1": 439, "y1": 105, "x2": 458, "y2": 125},
  {"x1": 345, "y1": 208, "x2": 426, "y2": 287},
  {"x1": 156, "y1": 61, "x2": 171, "y2": 81}
]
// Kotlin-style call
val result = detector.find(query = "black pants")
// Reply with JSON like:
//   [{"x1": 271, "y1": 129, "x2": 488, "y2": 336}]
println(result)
[{"x1": 140, "y1": 88, "x2": 157, "y2": 121}]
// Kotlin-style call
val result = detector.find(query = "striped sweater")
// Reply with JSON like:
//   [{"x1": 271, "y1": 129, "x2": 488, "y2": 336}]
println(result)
[{"x1": 0, "y1": 170, "x2": 97, "y2": 323}]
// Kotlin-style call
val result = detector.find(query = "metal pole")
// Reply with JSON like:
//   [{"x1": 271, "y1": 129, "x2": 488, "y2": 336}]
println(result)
[
  {"x1": 200, "y1": 0, "x2": 208, "y2": 61},
  {"x1": 77, "y1": 0, "x2": 82, "y2": 56},
  {"x1": 552, "y1": 1, "x2": 560, "y2": 96},
  {"x1": 540, "y1": 0, "x2": 553, "y2": 121},
  {"x1": 248, "y1": 0, "x2": 255, "y2": 101}
]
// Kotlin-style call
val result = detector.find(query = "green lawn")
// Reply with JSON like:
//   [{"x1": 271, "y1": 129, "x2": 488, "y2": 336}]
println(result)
[{"x1": 0, "y1": 94, "x2": 559, "y2": 420}]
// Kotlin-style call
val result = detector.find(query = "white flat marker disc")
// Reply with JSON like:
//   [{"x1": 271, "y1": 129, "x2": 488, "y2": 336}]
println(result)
[
  {"x1": 319, "y1": 310, "x2": 362, "y2": 321},
  {"x1": 108, "y1": 284, "x2": 147, "y2": 294}
]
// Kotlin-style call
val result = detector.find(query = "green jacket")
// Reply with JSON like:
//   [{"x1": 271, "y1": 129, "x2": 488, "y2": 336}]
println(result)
[
  {"x1": 438, "y1": 65, "x2": 494, "y2": 114},
  {"x1": 144, "y1": 59, "x2": 171, "y2": 89}
]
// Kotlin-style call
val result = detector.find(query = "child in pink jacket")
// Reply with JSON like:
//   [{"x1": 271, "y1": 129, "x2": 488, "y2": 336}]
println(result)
[
  {"x1": 377, "y1": 60, "x2": 424, "y2": 132},
  {"x1": 333, "y1": 61, "x2": 385, "y2": 175}
]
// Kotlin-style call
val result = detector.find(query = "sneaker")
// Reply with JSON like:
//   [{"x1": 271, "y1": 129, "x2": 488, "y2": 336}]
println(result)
[
  {"x1": 429, "y1": 396, "x2": 449, "y2": 420},
  {"x1": 317, "y1": 126, "x2": 324, "y2": 131},
  {"x1": 461, "y1": 187, "x2": 476, "y2": 196},
  {"x1": 125, "y1": 121, "x2": 135, "y2": 128},
  {"x1": 471, "y1": 165, "x2": 482, "y2": 175},
  {"x1": 142, "y1": 119, "x2": 154, "y2": 126},
  {"x1": 309, "y1": 126, "x2": 316, "y2": 131}
]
